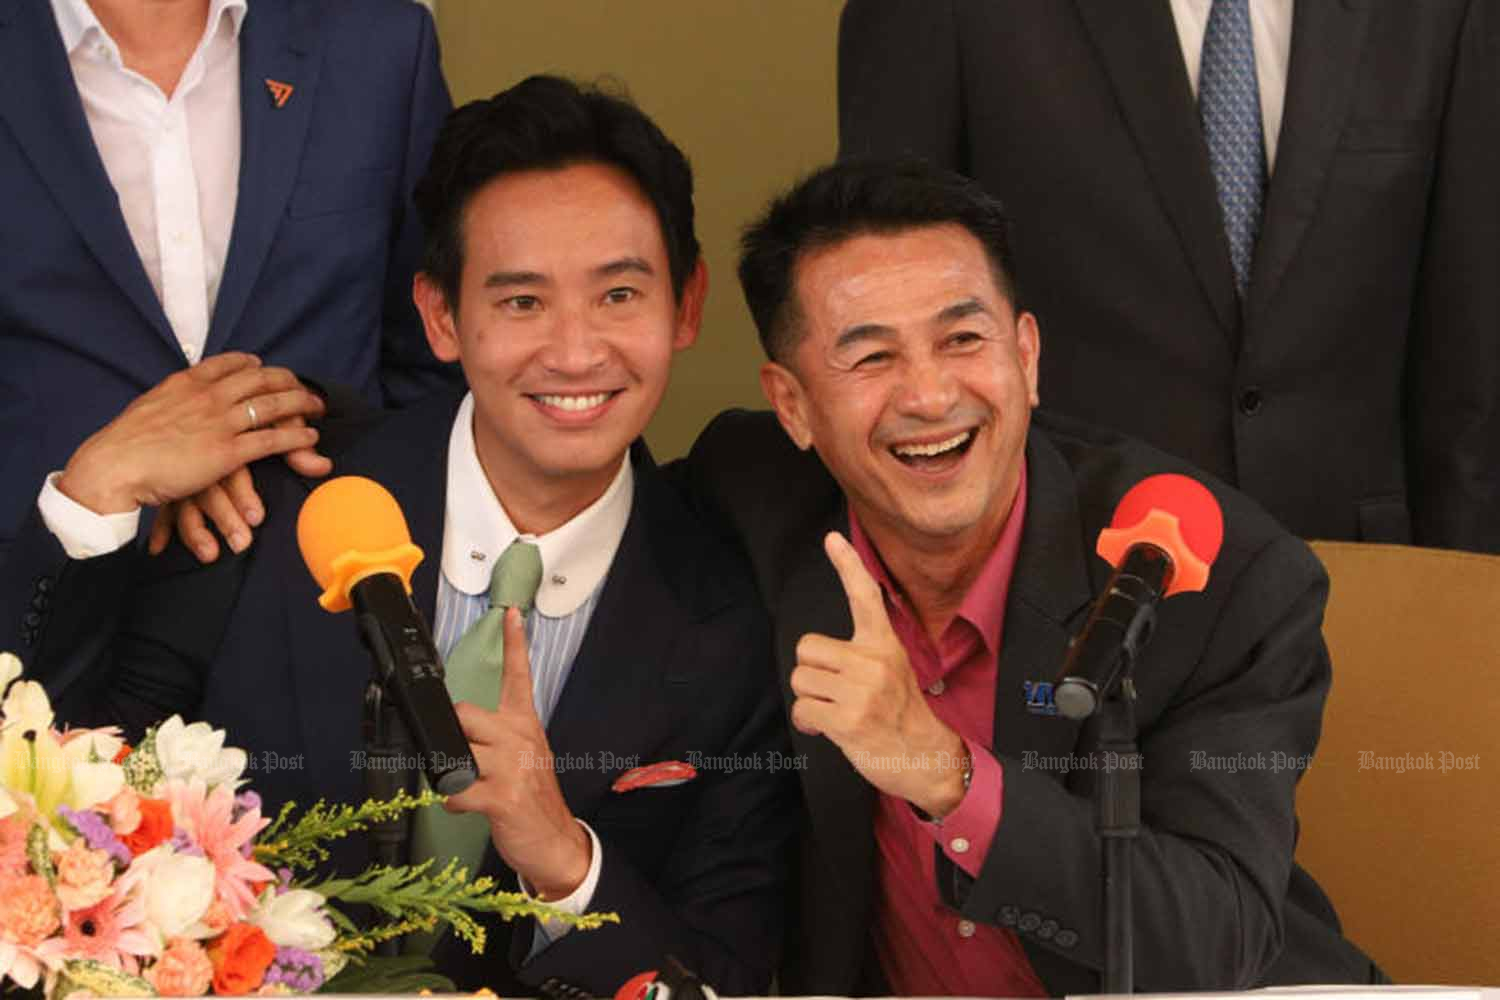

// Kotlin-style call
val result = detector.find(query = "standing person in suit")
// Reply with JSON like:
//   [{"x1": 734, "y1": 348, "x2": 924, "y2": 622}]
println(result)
[
  {"x1": 0, "y1": 0, "x2": 462, "y2": 561},
  {"x1": 685, "y1": 159, "x2": 1380, "y2": 994},
  {"x1": 838, "y1": 0, "x2": 1500, "y2": 553},
  {"x1": 3, "y1": 77, "x2": 794, "y2": 996}
]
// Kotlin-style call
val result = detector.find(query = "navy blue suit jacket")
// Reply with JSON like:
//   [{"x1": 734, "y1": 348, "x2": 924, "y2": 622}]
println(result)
[
  {"x1": 3, "y1": 394, "x2": 794, "y2": 996},
  {"x1": 0, "y1": 0, "x2": 460, "y2": 553}
]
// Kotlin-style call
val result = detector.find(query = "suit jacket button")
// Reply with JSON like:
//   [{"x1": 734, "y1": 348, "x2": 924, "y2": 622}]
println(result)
[
  {"x1": 1238, "y1": 386, "x2": 1264, "y2": 416},
  {"x1": 998, "y1": 905, "x2": 1020, "y2": 927},
  {"x1": 1037, "y1": 918, "x2": 1058, "y2": 940},
  {"x1": 1019, "y1": 911, "x2": 1041, "y2": 932},
  {"x1": 1055, "y1": 928, "x2": 1079, "y2": 948}
]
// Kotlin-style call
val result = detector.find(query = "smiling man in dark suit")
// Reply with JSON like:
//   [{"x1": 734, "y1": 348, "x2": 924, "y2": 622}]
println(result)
[
  {"x1": 3, "y1": 77, "x2": 794, "y2": 997},
  {"x1": 838, "y1": 0, "x2": 1500, "y2": 553},
  {"x1": 0, "y1": 0, "x2": 462, "y2": 561},
  {"x1": 686, "y1": 159, "x2": 1381, "y2": 995}
]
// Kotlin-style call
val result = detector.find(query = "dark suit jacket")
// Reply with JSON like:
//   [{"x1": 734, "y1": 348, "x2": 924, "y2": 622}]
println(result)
[
  {"x1": 0, "y1": 0, "x2": 461, "y2": 552},
  {"x1": 839, "y1": 0, "x2": 1500, "y2": 552},
  {"x1": 684, "y1": 408, "x2": 1380, "y2": 995},
  {"x1": 2, "y1": 394, "x2": 795, "y2": 997}
]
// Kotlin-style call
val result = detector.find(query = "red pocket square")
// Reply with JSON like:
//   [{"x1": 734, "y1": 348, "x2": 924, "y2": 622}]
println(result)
[{"x1": 612, "y1": 760, "x2": 698, "y2": 792}]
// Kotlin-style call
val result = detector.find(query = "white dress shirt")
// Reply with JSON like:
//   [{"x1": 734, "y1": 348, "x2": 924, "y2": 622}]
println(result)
[
  {"x1": 51, "y1": 0, "x2": 245, "y2": 362},
  {"x1": 1169, "y1": 0, "x2": 1294, "y2": 169}
]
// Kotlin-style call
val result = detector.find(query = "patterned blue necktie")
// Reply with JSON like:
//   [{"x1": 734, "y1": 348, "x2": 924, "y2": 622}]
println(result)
[{"x1": 1199, "y1": 0, "x2": 1266, "y2": 298}]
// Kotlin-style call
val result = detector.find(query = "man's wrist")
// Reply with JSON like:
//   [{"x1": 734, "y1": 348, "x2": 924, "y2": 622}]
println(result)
[
  {"x1": 911, "y1": 731, "x2": 972, "y2": 820},
  {"x1": 57, "y1": 451, "x2": 138, "y2": 515},
  {"x1": 529, "y1": 821, "x2": 593, "y2": 901}
]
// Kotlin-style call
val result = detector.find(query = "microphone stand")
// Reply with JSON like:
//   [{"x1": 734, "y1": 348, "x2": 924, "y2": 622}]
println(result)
[
  {"x1": 361, "y1": 678, "x2": 417, "y2": 957},
  {"x1": 1097, "y1": 677, "x2": 1141, "y2": 994},
  {"x1": 1053, "y1": 547, "x2": 1169, "y2": 995}
]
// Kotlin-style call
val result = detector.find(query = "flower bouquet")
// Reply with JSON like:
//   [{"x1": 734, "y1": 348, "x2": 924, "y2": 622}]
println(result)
[{"x1": 0, "y1": 653, "x2": 613, "y2": 997}]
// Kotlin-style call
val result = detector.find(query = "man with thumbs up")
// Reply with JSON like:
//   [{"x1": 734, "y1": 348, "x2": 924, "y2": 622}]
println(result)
[{"x1": 686, "y1": 159, "x2": 1381, "y2": 994}]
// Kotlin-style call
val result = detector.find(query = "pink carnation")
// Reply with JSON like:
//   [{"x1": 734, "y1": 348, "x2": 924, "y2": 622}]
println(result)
[
  {"x1": 54, "y1": 841, "x2": 115, "y2": 911},
  {"x1": 0, "y1": 815, "x2": 30, "y2": 879},
  {"x1": 0, "y1": 874, "x2": 61, "y2": 946},
  {"x1": 146, "y1": 938, "x2": 213, "y2": 997}
]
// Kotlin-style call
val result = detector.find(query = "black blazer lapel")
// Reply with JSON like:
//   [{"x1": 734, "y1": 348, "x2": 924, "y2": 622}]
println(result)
[
  {"x1": 991, "y1": 430, "x2": 1098, "y2": 766},
  {"x1": 0, "y1": 1, "x2": 175, "y2": 352},
  {"x1": 285, "y1": 393, "x2": 458, "y2": 784},
  {"x1": 206, "y1": 0, "x2": 322, "y2": 353},
  {"x1": 1248, "y1": 0, "x2": 1373, "y2": 322},
  {"x1": 1072, "y1": 0, "x2": 1240, "y2": 340},
  {"x1": 541, "y1": 444, "x2": 695, "y2": 824}
]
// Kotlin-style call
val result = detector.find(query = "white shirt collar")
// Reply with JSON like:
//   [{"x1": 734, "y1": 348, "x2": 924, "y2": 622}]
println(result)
[
  {"x1": 52, "y1": 0, "x2": 248, "y2": 60},
  {"x1": 441, "y1": 393, "x2": 634, "y2": 617}
]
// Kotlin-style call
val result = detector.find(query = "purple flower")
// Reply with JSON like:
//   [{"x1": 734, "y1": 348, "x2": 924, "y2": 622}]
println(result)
[
  {"x1": 263, "y1": 946, "x2": 325, "y2": 992},
  {"x1": 167, "y1": 828, "x2": 206, "y2": 857},
  {"x1": 276, "y1": 867, "x2": 294, "y2": 895},
  {"x1": 232, "y1": 790, "x2": 262, "y2": 822},
  {"x1": 58, "y1": 805, "x2": 131, "y2": 868}
]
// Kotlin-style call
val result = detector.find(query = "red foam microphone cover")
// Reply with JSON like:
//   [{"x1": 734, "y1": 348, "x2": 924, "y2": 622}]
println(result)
[{"x1": 1095, "y1": 473, "x2": 1224, "y2": 596}]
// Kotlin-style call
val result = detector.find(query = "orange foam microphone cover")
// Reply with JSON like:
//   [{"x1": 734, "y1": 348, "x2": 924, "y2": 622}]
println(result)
[
  {"x1": 1095, "y1": 473, "x2": 1224, "y2": 596},
  {"x1": 296, "y1": 476, "x2": 424, "y2": 613}
]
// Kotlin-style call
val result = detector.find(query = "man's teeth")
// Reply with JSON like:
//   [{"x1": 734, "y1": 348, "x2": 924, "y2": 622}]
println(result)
[
  {"x1": 536, "y1": 392, "x2": 613, "y2": 412},
  {"x1": 892, "y1": 430, "x2": 972, "y2": 458}
]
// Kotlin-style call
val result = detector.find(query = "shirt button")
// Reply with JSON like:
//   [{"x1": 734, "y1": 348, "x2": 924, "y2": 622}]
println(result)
[
  {"x1": 957, "y1": 919, "x2": 976, "y2": 939},
  {"x1": 927, "y1": 679, "x2": 946, "y2": 696},
  {"x1": 1238, "y1": 386, "x2": 1264, "y2": 416},
  {"x1": 950, "y1": 836, "x2": 970, "y2": 854}
]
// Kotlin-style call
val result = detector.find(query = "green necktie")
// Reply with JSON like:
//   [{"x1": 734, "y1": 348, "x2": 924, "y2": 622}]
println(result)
[{"x1": 408, "y1": 540, "x2": 543, "y2": 934}]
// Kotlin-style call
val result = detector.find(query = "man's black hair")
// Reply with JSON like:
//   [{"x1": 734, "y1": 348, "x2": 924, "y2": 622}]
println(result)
[
  {"x1": 738, "y1": 158, "x2": 1020, "y2": 364},
  {"x1": 413, "y1": 75, "x2": 699, "y2": 308}
]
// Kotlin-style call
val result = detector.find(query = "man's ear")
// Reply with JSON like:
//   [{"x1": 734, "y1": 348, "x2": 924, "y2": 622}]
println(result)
[
  {"x1": 1017, "y1": 310, "x2": 1041, "y2": 408},
  {"x1": 760, "y1": 360, "x2": 814, "y2": 451},
  {"x1": 673, "y1": 258, "x2": 708, "y2": 351},
  {"x1": 414, "y1": 273, "x2": 461, "y2": 363}
]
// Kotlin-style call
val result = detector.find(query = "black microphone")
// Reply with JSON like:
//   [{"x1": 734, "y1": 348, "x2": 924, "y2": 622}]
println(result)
[
  {"x1": 298, "y1": 475, "x2": 478, "y2": 796},
  {"x1": 1053, "y1": 474, "x2": 1225, "y2": 721}
]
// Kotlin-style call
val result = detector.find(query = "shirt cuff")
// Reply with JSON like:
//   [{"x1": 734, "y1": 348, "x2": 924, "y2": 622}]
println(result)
[
  {"x1": 519, "y1": 819, "x2": 602, "y2": 960},
  {"x1": 922, "y1": 739, "x2": 1003, "y2": 878},
  {"x1": 37, "y1": 472, "x2": 140, "y2": 560}
]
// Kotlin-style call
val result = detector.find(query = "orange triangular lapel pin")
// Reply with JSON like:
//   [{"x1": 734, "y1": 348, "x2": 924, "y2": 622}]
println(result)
[{"x1": 265, "y1": 78, "x2": 294, "y2": 108}]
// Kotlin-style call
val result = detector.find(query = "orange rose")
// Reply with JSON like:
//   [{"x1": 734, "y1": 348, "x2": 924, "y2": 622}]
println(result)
[
  {"x1": 122, "y1": 798, "x2": 174, "y2": 855},
  {"x1": 207, "y1": 923, "x2": 276, "y2": 995}
]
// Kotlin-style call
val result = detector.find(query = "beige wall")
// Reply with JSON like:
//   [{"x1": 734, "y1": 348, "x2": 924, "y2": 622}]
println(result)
[{"x1": 434, "y1": 1, "x2": 843, "y2": 460}]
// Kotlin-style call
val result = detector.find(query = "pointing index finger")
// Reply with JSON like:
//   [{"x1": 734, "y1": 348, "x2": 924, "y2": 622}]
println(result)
[
  {"x1": 498, "y1": 606, "x2": 536, "y2": 717},
  {"x1": 823, "y1": 531, "x2": 893, "y2": 642}
]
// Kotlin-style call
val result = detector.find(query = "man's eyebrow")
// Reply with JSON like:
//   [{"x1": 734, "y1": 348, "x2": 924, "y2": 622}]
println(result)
[
  {"x1": 482, "y1": 270, "x2": 549, "y2": 289},
  {"x1": 833, "y1": 323, "x2": 897, "y2": 351},
  {"x1": 595, "y1": 256, "x2": 654, "y2": 280},
  {"x1": 938, "y1": 298, "x2": 991, "y2": 324}
]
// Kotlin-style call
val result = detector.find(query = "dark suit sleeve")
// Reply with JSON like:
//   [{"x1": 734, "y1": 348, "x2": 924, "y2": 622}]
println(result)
[
  {"x1": 838, "y1": 0, "x2": 965, "y2": 167},
  {"x1": 376, "y1": 3, "x2": 462, "y2": 407},
  {"x1": 0, "y1": 500, "x2": 245, "y2": 739},
  {"x1": 513, "y1": 620, "x2": 797, "y2": 995},
  {"x1": 1405, "y1": 0, "x2": 1500, "y2": 553},
  {"x1": 940, "y1": 536, "x2": 1332, "y2": 990}
]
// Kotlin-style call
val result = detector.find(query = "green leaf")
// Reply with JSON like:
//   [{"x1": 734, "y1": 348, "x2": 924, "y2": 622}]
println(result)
[
  {"x1": 319, "y1": 955, "x2": 455, "y2": 994},
  {"x1": 26, "y1": 823, "x2": 55, "y2": 889},
  {"x1": 54, "y1": 960, "x2": 154, "y2": 998}
]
